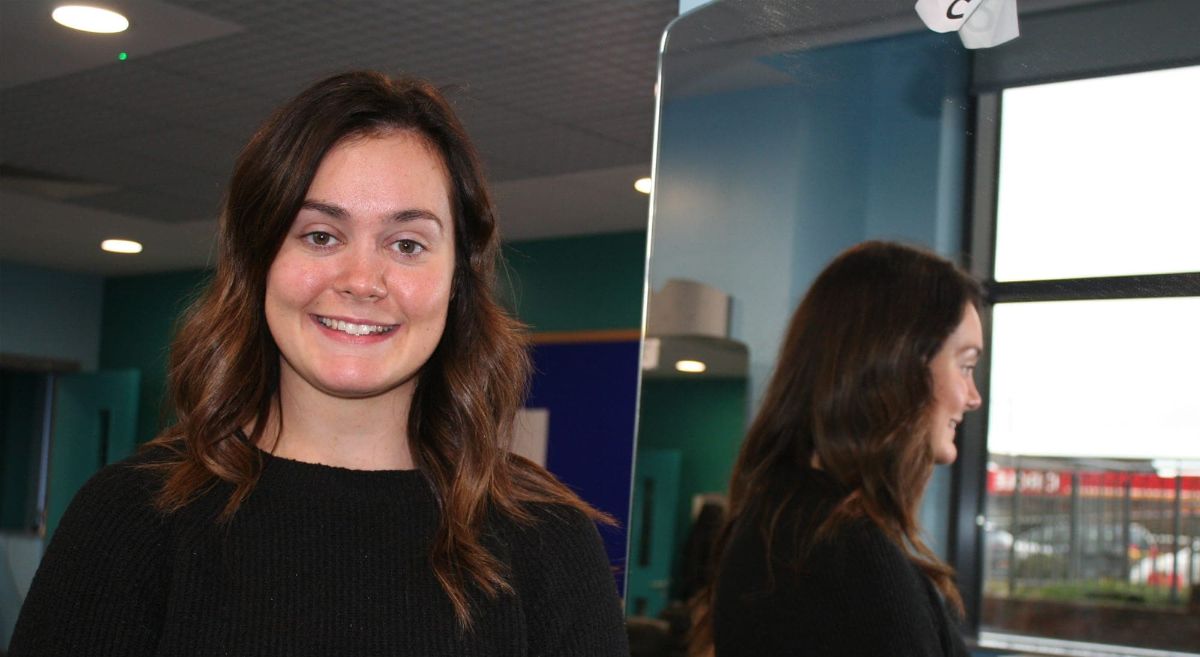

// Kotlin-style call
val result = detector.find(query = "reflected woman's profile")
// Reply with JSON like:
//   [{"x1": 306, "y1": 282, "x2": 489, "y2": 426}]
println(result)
[{"x1": 691, "y1": 241, "x2": 984, "y2": 657}]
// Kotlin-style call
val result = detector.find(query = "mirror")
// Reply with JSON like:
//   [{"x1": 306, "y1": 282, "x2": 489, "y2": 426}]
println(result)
[
  {"x1": 628, "y1": 1, "x2": 1200, "y2": 654},
  {"x1": 629, "y1": 0, "x2": 971, "y2": 622}
]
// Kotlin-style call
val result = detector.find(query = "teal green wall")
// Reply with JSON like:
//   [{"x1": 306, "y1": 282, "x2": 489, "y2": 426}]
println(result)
[
  {"x1": 46, "y1": 370, "x2": 140, "y2": 538},
  {"x1": 99, "y1": 270, "x2": 210, "y2": 444},
  {"x1": 502, "y1": 231, "x2": 647, "y2": 332},
  {"x1": 0, "y1": 261, "x2": 104, "y2": 370},
  {"x1": 636, "y1": 377, "x2": 748, "y2": 573}
]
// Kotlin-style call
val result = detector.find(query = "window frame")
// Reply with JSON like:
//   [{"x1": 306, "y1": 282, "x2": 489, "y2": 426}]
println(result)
[{"x1": 952, "y1": 80, "x2": 1200, "y2": 653}]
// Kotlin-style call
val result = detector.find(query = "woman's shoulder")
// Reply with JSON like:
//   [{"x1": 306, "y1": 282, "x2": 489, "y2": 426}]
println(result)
[
  {"x1": 730, "y1": 490, "x2": 923, "y2": 595},
  {"x1": 803, "y1": 515, "x2": 918, "y2": 579},
  {"x1": 764, "y1": 473, "x2": 910, "y2": 568},
  {"x1": 494, "y1": 501, "x2": 628, "y2": 655},
  {"x1": 10, "y1": 446, "x2": 176, "y2": 653},
  {"x1": 67, "y1": 444, "x2": 172, "y2": 513},
  {"x1": 47, "y1": 444, "x2": 175, "y2": 553},
  {"x1": 491, "y1": 500, "x2": 615, "y2": 598},
  {"x1": 496, "y1": 501, "x2": 606, "y2": 556}
]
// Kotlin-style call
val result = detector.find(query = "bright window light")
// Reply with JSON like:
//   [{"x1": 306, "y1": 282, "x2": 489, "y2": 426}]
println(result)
[
  {"x1": 674, "y1": 359, "x2": 706, "y2": 373},
  {"x1": 995, "y1": 65, "x2": 1200, "y2": 282},
  {"x1": 51, "y1": 5, "x2": 129, "y2": 33},
  {"x1": 988, "y1": 297, "x2": 1200, "y2": 460}
]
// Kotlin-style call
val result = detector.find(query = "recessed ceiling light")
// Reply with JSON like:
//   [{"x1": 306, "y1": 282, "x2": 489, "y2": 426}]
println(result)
[
  {"x1": 52, "y1": 5, "x2": 129, "y2": 33},
  {"x1": 634, "y1": 177, "x2": 653, "y2": 194},
  {"x1": 675, "y1": 359, "x2": 706, "y2": 374},
  {"x1": 101, "y1": 239, "x2": 142, "y2": 254}
]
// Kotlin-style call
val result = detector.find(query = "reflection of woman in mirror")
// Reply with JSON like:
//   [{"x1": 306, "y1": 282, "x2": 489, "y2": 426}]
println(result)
[
  {"x1": 691, "y1": 241, "x2": 983, "y2": 657},
  {"x1": 12, "y1": 71, "x2": 627, "y2": 655}
]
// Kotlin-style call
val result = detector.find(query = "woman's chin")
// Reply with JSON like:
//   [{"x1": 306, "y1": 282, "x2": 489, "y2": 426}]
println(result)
[
  {"x1": 932, "y1": 435, "x2": 958, "y2": 465},
  {"x1": 314, "y1": 375, "x2": 412, "y2": 400},
  {"x1": 935, "y1": 449, "x2": 957, "y2": 466}
]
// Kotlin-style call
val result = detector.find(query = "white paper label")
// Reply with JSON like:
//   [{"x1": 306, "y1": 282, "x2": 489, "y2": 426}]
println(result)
[
  {"x1": 914, "y1": 0, "x2": 987, "y2": 33},
  {"x1": 915, "y1": 0, "x2": 1020, "y2": 49},
  {"x1": 512, "y1": 408, "x2": 550, "y2": 467},
  {"x1": 642, "y1": 336, "x2": 661, "y2": 371},
  {"x1": 960, "y1": 0, "x2": 1020, "y2": 49}
]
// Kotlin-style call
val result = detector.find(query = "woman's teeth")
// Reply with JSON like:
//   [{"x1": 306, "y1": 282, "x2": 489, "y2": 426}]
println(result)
[{"x1": 318, "y1": 316, "x2": 394, "y2": 336}]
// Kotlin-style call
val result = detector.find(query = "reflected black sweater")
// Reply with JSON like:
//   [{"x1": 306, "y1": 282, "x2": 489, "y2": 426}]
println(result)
[
  {"x1": 713, "y1": 469, "x2": 968, "y2": 657},
  {"x1": 10, "y1": 449, "x2": 628, "y2": 656}
]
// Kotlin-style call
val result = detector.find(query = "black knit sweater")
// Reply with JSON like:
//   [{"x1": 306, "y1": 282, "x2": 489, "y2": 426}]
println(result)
[
  {"x1": 712, "y1": 469, "x2": 968, "y2": 657},
  {"x1": 10, "y1": 448, "x2": 629, "y2": 656}
]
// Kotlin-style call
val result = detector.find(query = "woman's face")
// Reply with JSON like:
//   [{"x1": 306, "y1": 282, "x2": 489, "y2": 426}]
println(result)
[
  {"x1": 264, "y1": 131, "x2": 456, "y2": 402},
  {"x1": 926, "y1": 303, "x2": 984, "y2": 465}
]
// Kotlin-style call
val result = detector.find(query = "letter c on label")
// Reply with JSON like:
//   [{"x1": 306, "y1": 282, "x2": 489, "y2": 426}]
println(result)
[{"x1": 947, "y1": 0, "x2": 971, "y2": 19}]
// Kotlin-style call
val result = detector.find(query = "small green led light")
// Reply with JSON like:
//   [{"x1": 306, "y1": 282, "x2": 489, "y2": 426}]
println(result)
[{"x1": 117, "y1": 52, "x2": 128, "y2": 61}]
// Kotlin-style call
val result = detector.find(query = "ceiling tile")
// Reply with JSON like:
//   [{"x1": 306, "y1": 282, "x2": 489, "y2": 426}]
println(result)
[{"x1": 71, "y1": 186, "x2": 219, "y2": 224}]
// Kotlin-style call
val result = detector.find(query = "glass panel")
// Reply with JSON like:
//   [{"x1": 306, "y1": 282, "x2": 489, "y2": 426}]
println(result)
[
  {"x1": 995, "y1": 65, "x2": 1200, "y2": 282},
  {"x1": 983, "y1": 297, "x2": 1200, "y2": 652},
  {"x1": 633, "y1": 1, "x2": 974, "y2": 627}
]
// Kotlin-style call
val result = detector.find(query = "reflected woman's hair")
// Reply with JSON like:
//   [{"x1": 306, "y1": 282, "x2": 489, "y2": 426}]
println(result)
[
  {"x1": 693, "y1": 240, "x2": 982, "y2": 649},
  {"x1": 146, "y1": 70, "x2": 607, "y2": 627}
]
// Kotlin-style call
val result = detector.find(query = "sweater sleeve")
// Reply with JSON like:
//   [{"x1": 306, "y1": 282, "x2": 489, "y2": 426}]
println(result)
[
  {"x1": 8, "y1": 458, "x2": 171, "y2": 657},
  {"x1": 509, "y1": 505, "x2": 630, "y2": 657}
]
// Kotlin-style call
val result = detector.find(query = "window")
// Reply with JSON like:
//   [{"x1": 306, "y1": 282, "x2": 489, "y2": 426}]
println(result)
[
  {"x1": 994, "y1": 66, "x2": 1200, "y2": 282},
  {"x1": 973, "y1": 66, "x2": 1200, "y2": 655}
]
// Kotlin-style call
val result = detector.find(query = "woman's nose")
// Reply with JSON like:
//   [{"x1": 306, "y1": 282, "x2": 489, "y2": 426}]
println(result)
[
  {"x1": 334, "y1": 251, "x2": 388, "y2": 301},
  {"x1": 966, "y1": 378, "x2": 983, "y2": 411}
]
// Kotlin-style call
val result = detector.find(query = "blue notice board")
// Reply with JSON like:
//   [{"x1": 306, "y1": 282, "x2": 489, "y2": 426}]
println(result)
[{"x1": 527, "y1": 339, "x2": 640, "y2": 595}]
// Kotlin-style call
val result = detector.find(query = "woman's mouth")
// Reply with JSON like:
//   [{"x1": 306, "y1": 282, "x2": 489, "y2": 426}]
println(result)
[{"x1": 315, "y1": 315, "x2": 396, "y2": 336}]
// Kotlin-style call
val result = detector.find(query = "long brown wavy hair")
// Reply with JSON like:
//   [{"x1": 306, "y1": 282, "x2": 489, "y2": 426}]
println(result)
[
  {"x1": 690, "y1": 241, "x2": 982, "y2": 653},
  {"x1": 145, "y1": 71, "x2": 609, "y2": 628}
]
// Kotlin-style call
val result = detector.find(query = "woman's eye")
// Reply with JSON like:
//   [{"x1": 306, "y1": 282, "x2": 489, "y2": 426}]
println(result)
[
  {"x1": 394, "y1": 239, "x2": 425, "y2": 255},
  {"x1": 302, "y1": 231, "x2": 339, "y2": 248}
]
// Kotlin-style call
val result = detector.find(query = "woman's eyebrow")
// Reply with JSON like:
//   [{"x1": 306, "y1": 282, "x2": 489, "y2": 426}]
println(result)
[
  {"x1": 389, "y1": 208, "x2": 444, "y2": 232},
  {"x1": 300, "y1": 200, "x2": 444, "y2": 233},
  {"x1": 300, "y1": 200, "x2": 348, "y2": 219}
]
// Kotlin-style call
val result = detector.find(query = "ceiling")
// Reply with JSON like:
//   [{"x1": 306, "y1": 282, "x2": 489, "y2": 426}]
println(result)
[{"x1": 0, "y1": 0, "x2": 677, "y2": 275}]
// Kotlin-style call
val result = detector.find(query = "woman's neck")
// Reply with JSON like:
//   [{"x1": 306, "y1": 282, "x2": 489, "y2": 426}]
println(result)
[{"x1": 257, "y1": 376, "x2": 416, "y2": 471}]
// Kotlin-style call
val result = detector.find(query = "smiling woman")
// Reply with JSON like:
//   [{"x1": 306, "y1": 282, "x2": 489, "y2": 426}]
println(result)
[
  {"x1": 691, "y1": 242, "x2": 984, "y2": 657},
  {"x1": 9, "y1": 72, "x2": 628, "y2": 655},
  {"x1": 262, "y1": 132, "x2": 456, "y2": 468}
]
